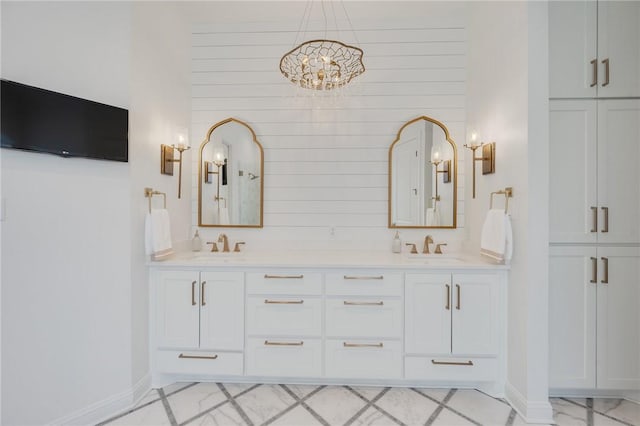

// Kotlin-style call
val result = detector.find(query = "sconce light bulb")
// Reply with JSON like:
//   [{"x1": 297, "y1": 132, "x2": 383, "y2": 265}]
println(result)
[{"x1": 471, "y1": 132, "x2": 478, "y2": 143}]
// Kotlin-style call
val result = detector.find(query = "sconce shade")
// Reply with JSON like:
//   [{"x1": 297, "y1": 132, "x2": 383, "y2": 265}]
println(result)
[{"x1": 211, "y1": 139, "x2": 226, "y2": 166}]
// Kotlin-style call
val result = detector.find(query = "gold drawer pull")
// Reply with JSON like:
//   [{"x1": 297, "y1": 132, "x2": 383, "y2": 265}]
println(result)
[
  {"x1": 191, "y1": 281, "x2": 197, "y2": 306},
  {"x1": 590, "y1": 59, "x2": 598, "y2": 87},
  {"x1": 178, "y1": 353, "x2": 218, "y2": 360},
  {"x1": 601, "y1": 257, "x2": 609, "y2": 284},
  {"x1": 431, "y1": 359, "x2": 473, "y2": 366},
  {"x1": 264, "y1": 299, "x2": 304, "y2": 304},
  {"x1": 601, "y1": 207, "x2": 609, "y2": 233},
  {"x1": 343, "y1": 301, "x2": 384, "y2": 306},
  {"x1": 590, "y1": 257, "x2": 598, "y2": 283},
  {"x1": 343, "y1": 342, "x2": 384, "y2": 348},
  {"x1": 264, "y1": 340, "x2": 304, "y2": 346},
  {"x1": 343, "y1": 275, "x2": 384, "y2": 280},
  {"x1": 264, "y1": 274, "x2": 304, "y2": 279},
  {"x1": 591, "y1": 206, "x2": 598, "y2": 233}
]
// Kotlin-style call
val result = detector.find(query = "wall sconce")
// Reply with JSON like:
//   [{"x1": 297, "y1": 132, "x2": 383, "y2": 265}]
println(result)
[
  {"x1": 463, "y1": 133, "x2": 495, "y2": 198},
  {"x1": 161, "y1": 136, "x2": 191, "y2": 199},
  {"x1": 430, "y1": 143, "x2": 452, "y2": 202}
]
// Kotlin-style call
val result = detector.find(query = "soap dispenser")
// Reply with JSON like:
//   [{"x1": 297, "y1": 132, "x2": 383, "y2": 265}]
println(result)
[
  {"x1": 192, "y1": 230, "x2": 202, "y2": 252},
  {"x1": 392, "y1": 231, "x2": 402, "y2": 253}
]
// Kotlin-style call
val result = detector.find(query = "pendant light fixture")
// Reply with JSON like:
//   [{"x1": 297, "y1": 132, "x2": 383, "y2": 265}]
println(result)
[{"x1": 279, "y1": 1, "x2": 365, "y2": 91}]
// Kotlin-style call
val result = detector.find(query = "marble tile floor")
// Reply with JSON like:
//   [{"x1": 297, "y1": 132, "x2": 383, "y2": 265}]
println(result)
[{"x1": 99, "y1": 382, "x2": 640, "y2": 426}]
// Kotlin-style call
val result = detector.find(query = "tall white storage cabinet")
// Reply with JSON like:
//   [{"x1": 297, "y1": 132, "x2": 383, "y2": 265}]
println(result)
[{"x1": 549, "y1": 1, "x2": 640, "y2": 394}]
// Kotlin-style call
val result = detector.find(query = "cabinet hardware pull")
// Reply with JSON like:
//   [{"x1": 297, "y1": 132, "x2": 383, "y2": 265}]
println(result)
[
  {"x1": 343, "y1": 275, "x2": 384, "y2": 280},
  {"x1": 431, "y1": 359, "x2": 473, "y2": 366},
  {"x1": 264, "y1": 274, "x2": 304, "y2": 279},
  {"x1": 601, "y1": 207, "x2": 609, "y2": 233},
  {"x1": 602, "y1": 58, "x2": 610, "y2": 86},
  {"x1": 343, "y1": 342, "x2": 384, "y2": 348},
  {"x1": 343, "y1": 301, "x2": 384, "y2": 306},
  {"x1": 191, "y1": 281, "x2": 197, "y2": 306},
  {"x1": 590, "y1": 59, "x2": 598, "y2": 87},
  {"x1": 264, "y1": 299, "x2": 304, "y2": 304},
  {"x1": 179, "y1": 353, "x2": 218, "y2": 360},
  {"x1": 201, "y1": 281, "x2": 206, "y2": 306},
  {"x1": 601, "y1": 257, "x2": 609, "y2": 284},
  {"x1": 264, "y1": 340, "x2": 304, "y2": 346},
  {"x1": 445, "y1": 284, "x2": 450, "y2": 310},
  {"x1": 590, "y1": 257, "x2": 598, "y2": 283},
  {"x1": 456, "y1": 284, "x2": 461, "y2": 310},
  {"x1": 591, "y1": 207, "x2": 598, "y2": 233}
]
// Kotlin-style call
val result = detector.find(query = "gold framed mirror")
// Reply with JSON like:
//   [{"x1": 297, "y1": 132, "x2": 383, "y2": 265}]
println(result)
[
  {"x1": 388, "y1": 116, "x2": 457, "y2": 228},
  {"x1": 198, "y1": 118, "x2": 264, "y2": 227}
]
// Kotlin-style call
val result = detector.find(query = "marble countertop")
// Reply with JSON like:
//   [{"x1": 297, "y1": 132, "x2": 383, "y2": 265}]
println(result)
[{"x1": 149, "y1": 249, "x2": 509, "y2": 271}]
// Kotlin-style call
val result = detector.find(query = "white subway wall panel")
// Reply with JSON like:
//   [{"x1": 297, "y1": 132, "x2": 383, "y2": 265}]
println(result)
[{"x1": 191, "y1": 16, "x2": 466, "y2": 246}]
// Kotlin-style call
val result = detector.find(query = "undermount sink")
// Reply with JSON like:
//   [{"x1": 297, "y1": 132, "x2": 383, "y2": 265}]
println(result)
[
  {"x1": 404, "y1": 255, "x2": 466, "y2": 265},
  {"x1": 192, "y1": 252, "x2": 247, "y2": 262}
]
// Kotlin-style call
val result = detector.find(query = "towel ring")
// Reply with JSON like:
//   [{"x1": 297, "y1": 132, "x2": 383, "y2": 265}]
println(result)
[
  {"x1": 145, "y1": 187, "x2": 167, "y2": 213},
  {"x1": 490, "y1": 187, "x2": 513, "y2": 213}
]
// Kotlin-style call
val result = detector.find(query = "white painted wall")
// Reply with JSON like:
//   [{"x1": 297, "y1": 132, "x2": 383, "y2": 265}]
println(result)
[
  {"x1": 129, "y1": 1, "x2": 192, "y2": 397},
  {"x1": 186, "y1": 1, "x2": 467, "y2": 252},
  {"x1": 0, "y1": 2, "x2": 132, "y2": 424},
  {"x1": 466, "y1": 1, "x2": 551, "y2": 423}
]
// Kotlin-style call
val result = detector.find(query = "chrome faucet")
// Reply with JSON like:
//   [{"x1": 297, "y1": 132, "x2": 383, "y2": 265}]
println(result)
[
  {"x1": 423, "y1": 235, "x2": 434, "y2": 254},
  {"x1": 218, "y1": 233, "x2": 230, "y2": 252}
]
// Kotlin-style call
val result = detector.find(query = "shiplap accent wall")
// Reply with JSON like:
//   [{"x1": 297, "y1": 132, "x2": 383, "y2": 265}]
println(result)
[{"x1": 191, "y1": 15, "x2": 466, "y2": 250}]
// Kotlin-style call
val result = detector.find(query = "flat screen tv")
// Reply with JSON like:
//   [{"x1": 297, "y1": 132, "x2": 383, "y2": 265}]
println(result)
[{"x1": 1, "y1": 79, "x2": 128, "y2": 162}]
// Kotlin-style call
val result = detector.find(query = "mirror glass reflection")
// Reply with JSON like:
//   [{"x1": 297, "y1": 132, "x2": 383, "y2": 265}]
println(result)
[
  {"x1": 198, "y1": 118, "x2": 263, "y2": 227},
  {"x1": 389, "y1": 116, "x2": 457, "y2": 228}
]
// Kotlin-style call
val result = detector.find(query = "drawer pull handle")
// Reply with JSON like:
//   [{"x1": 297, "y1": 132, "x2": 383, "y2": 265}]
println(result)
[
  {"x1": 264, "y1": 274, "x2": 304, "y2": 279},
  {"x1": 343, "y1": 342, "x2": 384, "y2": 348},
  {"x1": 590, "y1": 257, "x2": 598, "y2": 283},
  {"x1": 431, "y1": 359, "x2": 473, "y2": 366},
  {"x1": 456, "y1": 284, "x2": 461, "y2": 310},
  {"x1": 264, "y1": 340, "x2": 304, "y2": 346},
  {"x1": 264, "y1": 299, "x2": 304, "y2": 304},
  {"x1": 343, "y1": 301, "x2": 384, "y2": 306},
  {"x1": 201, "y1": 281, "x2": 206, "y2": 306},
  {"x1": 343, "y1": 275, "x2": 384, "y2": 280},
  {"x1": 191, "y1": 281, "x2": 197, "y2": 306},
  {"x1": 601, "y1": 207, "x2": 609, "y2": 233},
  {"x1": 590, "y1": 59, "x2": 598, "y2": 87},
  {"x1": 178, "y1": 353, "x2": 218, "y2": 360},
  {"x1": 445, "y1": 284, "x2": 450, "y2": 310},
  {"x1": 602, "y1": 58, "x2": 610, "y2": 87},
  {"x1": 591, "y1": 206, "x2": 598, "y2": 233},
  {"x1": 601, "y1": 257, "x2": 609, "y2": 284}
]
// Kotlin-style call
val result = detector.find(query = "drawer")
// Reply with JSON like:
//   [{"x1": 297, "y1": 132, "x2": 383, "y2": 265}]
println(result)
[
  {"x1": 405, "y1": 356, "x2": 498, "y2": 382},
  {"x1": 325, "y1": 273, "x2": 402, "y2": 297},
  {"x1": 247, "y1": 296, "x2": 322, "y2": 336},
  {"x1": 325, "y1": 298, "x2": 402, "y2": 338},
  {"x1": 246, "y1": 272, "x2": 322, "y2": 295},
  {"x1": 156, "y1": 350, "x2": 243, "y2": 376},
  {"x1": 246, "y1": 337, "x2": 322, "y2": 377},
  {"x1": 325, "y1": 339, "x2": 402, "y2": 379}
]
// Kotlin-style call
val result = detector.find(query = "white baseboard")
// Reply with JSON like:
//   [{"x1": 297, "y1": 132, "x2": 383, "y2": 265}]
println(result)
[
  {"x1": 48, "y1": 373, "x2": 151, "y2": 426},
  {"x1": 505, "y1": 381, "x2": 554, "y2": 425}
]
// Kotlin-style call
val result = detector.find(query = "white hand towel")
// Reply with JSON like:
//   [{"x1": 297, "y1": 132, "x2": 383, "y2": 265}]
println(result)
[
  {"x1": 426, "y1": 208, "x2": 441, "y2": 226},
  {"x1": 145, "y1": 209, "x2": 173, "y2": 260},
  {"x1": 480, "y1": 209, "x2": 513, "y2": 263}
]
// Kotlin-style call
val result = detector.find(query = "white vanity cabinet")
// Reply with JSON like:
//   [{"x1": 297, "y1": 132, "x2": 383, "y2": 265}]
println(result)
[
  {"x1": 150, "y1": 261, "x2": 507, "y2": 394},
  {"x1": 404, "y1": 272, "x2": 503, "y2": 384},
  {"x1": 245, "y1": 272, "x2": 323, "y2": 378},
  {"x1": 152, "y1": 269, "x2": 244, "y2": 377},
  {"x1": 549, "y1": 1, "x2": 640, "y2": 98}
]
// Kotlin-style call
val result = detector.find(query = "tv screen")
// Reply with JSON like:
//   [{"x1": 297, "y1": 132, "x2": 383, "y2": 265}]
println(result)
[{"x1": 1, "y1": 79, "x2": 128, "y2": 162}]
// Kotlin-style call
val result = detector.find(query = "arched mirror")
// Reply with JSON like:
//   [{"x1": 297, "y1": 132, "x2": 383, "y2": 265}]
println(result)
[
  {"x1": 388, "y1": 116, "x2": 457, "y2": 228},
  {"x1": 198, "y1": 118, "x2": 264, "y2": 227}
]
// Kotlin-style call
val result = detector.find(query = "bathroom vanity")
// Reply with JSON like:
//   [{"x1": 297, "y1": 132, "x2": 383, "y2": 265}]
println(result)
[{"x1": 149, "y1": 251, "x2": 509, "y2": 397}]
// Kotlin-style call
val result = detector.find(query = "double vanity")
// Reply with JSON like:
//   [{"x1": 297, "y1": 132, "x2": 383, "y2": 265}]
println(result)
[{"x1": 149, "y1": 250, "x2": 509, "y2": 397}]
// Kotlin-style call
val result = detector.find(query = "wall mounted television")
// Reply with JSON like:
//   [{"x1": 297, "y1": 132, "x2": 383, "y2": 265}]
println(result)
[{"x1": 1, "y1": 79, "x2": 128, "y2": 162}]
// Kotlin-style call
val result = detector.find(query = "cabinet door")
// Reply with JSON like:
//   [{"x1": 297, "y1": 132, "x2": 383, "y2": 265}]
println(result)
[
  {"x1": 597, "y1": 1, "x2": 640, "y2": 98},
  {"x1": 405, "y1": 273, "x2": 451, "y2": 355},
  {"x1": 596, "y1": 246, "x2": 640, "y2": 390},
  {"x1": 549, "y1": 1, "x2": 597, "y2": 98},
  {"x1": 451, "y1": 274, "x2": 499, "y2": 355},
  {"x1": 597, "y1": 100, "x2": 640, "y2": 244},
  {"x1": 549, "y1": 100, "x2": 598, "y2": 244},
  {"x1": 155, "y1": 270, "x2": 200, "y2": 349},
  {"x1": 199, "y1": 272, "x2": 244, "y2": 351},
  {"x1": 549, "y1": 246, "x2": 597, "y2": 389}
]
